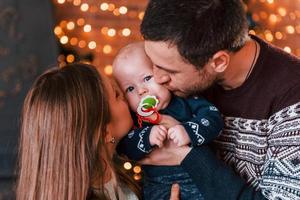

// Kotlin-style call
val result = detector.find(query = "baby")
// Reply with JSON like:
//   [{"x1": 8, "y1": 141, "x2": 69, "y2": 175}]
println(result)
[{"x1": 113, "y1": 42, "x2": 223, "y2": 200}]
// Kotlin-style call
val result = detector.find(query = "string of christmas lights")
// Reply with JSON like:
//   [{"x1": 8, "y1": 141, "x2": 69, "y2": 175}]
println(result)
[
  {"x1": 247, "y1": 0, "x2": 300, "y2": 56},
  {"x1": 53, "y1": 0, "x2": 147, "y2": 75}
]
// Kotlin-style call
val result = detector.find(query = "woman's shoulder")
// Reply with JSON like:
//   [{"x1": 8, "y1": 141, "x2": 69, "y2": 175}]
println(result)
[{"x1": 119, "y1": 183, "x2": 139, "y2": 200}]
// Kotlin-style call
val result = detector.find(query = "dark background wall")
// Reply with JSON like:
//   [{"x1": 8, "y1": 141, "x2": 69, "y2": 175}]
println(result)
[{"x1": 0, "y1": 0, "x2": 58, "y2": 198}]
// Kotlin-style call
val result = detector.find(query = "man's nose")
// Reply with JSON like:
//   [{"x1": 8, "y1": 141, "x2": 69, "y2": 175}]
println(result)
[{"x1": 153, "y1": 66, "x2": 170, "y2": 85}]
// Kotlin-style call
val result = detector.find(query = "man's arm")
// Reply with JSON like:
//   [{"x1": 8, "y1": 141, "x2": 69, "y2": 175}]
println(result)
[
  {"x1": 146, "y1": 113, "x2": 266, "y2": 199},
  {"x1": 259, "y1": 101, "x2": 300, "y2": 200},
  {"x1": 141, "y1": 142, "x2": 266, "y2": 200},
  {"x1": 181, "y1": 146, "x2": 267, "y2": 200}
]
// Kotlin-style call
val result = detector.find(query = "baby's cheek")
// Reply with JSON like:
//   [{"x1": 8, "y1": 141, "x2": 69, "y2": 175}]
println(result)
[{"x1": 129, "y1": 99, "x2": 140, "y2": 112}]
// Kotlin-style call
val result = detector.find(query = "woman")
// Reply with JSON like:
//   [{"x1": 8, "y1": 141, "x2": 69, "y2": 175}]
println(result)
[{"x1": 16, "y1": 63, "x2": 140, "y2": 200}]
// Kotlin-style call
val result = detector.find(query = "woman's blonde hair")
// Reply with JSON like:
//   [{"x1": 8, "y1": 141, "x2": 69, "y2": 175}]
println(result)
[{"x1": 16, "y1": 63, "x2": 140, "y2": 200}]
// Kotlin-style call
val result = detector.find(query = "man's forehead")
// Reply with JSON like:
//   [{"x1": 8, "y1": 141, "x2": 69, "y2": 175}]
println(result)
[{"x1": 146, "y1": 42, "x2": 185, "y2": 68}]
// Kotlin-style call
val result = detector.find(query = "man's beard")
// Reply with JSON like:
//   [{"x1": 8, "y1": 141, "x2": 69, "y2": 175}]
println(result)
[{"x1": 183, "y1": 68, "x2": 217, "y2": 97}]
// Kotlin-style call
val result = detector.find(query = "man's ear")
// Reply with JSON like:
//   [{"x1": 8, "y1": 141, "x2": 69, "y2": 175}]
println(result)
[{"x1": 209, "y1": 51, "x2": 230, "y2": 73}]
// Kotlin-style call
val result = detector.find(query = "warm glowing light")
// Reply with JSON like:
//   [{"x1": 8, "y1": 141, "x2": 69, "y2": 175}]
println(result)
[
  {"x1": 70, "y1": 37, "x2": 78, "y2": 46},
  {"x1": 265, "y1": 32, "x2": 273, "y2": 42},
  {"x1": 66, "y1": 54, "x2": 75, "y2": 63},
  {"x1": 266, "y1": 0, "x2": 273, "y2": 4},
  {"x1": 278, "y1": 7, "x2": 287, "y2": 17},
  {"x1": 103, "y1": 45, "x2": 112, "y2": 54},
  {"x1": 73, "y1": 0, "x2": 81, "y2": 6},
  {"x1": 283, "y1": 46, "x2": 291, "y2": 53},
  {"x1": 122, "y1": 28, "x2": 131, "y2": 37},
  {"x1": 138, "y1": 12, "x2": 144, "y2": 20},
  {"x1": 80, "y1": 3, "x2": 89, "y2": 12},
  {"x1": 88, "y1": 41, "x2": 97, "y2": 49},
  {"x1": 259, "y1": 11, "x2": 268, "y2": 19},
  {"x1": 286, "y1": 26, "x2": 295, "y2": 34},
  {"x1": 108, "y1": 3, "x2": 115, "y2": 11},
  {"x1": 104, "y1": 65, "x2": 113, "y2": 75},
  {"x1": 133, "y1": 174, "x2": 141, "y2": 181},
  {"x1": 66, "y1": 21, "x2": 75, "y2": 30},
  {"x1": 269, "y1": 14, "x2": 277, "y2": 23},
  {"x1": 124, "y1": 162, "x2": 132, "y2": 170},
  {"x1": 57, "y1": 54, "x2": 65, "y2": 62},
  {"x1": 133, "y1": 166, "x2": 141, "y2": 174},
  {"x1": 78, "y1": 40, "x2": 86, "y2": 48},
  {"x1": 100, "y1": 3, "x2": 109, "y2": 11},
  {"x1": 54, "y1": 26, "x2": 63, "y2": 35},
  {"x1": 249, "y1": 30, "x2": 256, "y2": 35},
  {"x1": 107, "y1": 28, "x2": 116, "y2": 37},
  {"x1": 252, "y1": 13, "x2": 260, "y2": 22},
  {"x1": 60, "y1": 36, "x2": 68, "y2": 44},
  {"x1": 101, "y1": 27, "x2": 109, "y2": 35},
  {"x1": 119, "y1": 6, "x2": 128, "y2": 14},
  {"x1": 82, "y1": 61, "x2": 91, "y2": 65},
  {"x1": 113, "y1": 9, "x2": 120, "y2": 16},
  {"x1": 84, "y1": 24, "x2": 92, "y2": 32},
  {"x1": 275, "y1": 32, "x2": 283, "y2": 40},
  {"x1": 60, "y1": 20, "x2": 67, "y2": 27},
  {"x1": 57, "y1": 0, "x2": 65, "y2": 4},
  {"x1": 77, "y1": 18, "x2": 85, "y2": 26}
]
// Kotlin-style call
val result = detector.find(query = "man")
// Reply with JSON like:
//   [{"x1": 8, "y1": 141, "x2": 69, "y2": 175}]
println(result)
[{"x1": 140, "y1": 0, "x2": 300, "y2": 199}]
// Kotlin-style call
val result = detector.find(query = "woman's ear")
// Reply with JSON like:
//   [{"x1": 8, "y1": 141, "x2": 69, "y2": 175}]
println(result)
[
  {"x1": 104, "y1": 124, "x2": 113, "y2": 144},
  {"x1": 209, "y1": 50, "x2": 230, "y2": 73},
  {"x1": 105, "y1": 124, "x2": 116, "y2": 144}
]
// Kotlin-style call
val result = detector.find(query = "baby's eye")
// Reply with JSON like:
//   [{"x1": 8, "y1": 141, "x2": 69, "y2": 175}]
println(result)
[
  {"x1": 144, "y1": 75, "x2": 153, "y2": 82},
  {"x1": 125, "y1": 86, "x2": 134, "y2": 93}
]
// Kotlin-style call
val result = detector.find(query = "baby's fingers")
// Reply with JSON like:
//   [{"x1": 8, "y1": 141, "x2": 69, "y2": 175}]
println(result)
[
  {"x1": 154, "y1": 138, "x2": 164, "y2": 148},
  {"x1": 158, "y1": 125, "x2": 168, "y2": 133},
  {"x1": 168, "y1": 128, "x2": 176, "y2": 140}
]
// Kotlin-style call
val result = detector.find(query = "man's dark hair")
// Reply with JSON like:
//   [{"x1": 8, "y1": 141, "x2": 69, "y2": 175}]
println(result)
[{"x1": 140, "y1": 0, "x2": 249, "y2": 69}]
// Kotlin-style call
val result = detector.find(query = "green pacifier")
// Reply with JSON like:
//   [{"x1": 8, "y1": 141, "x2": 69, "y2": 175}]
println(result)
[{"x1": 137, "y1": 95, "x2": 159, "y2": 117}]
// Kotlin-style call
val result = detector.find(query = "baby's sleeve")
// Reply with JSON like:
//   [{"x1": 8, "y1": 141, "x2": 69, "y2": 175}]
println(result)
[
  {"x1": 182, "y1": 96, "x2": 223, "y2": 146},
  {"x1": 116, "y1": 126, "x2": 153, "y2": 161}
]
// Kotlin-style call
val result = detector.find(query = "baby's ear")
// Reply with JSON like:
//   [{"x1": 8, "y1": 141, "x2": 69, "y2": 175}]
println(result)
[{"x1": 209, "y1": 50, "x2": 230, "y2": 73}]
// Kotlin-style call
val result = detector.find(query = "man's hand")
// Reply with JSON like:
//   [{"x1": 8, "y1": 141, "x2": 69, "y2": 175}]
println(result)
[
  {"x1": 168, "y1": 125, "x2": 191, "y2": 146},
  {"x1": 140, "y1": 140, "x2": 192, "y2": 165},
  {"x1": 149, "y1": 125, "x2": 168, "y2": 147},
  {"x1": 170, "y1": 183, "x2": 180, "y2": 200}
]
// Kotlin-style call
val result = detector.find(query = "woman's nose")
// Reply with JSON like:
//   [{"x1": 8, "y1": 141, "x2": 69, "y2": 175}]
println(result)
[{"x1": 153, "y1": 66, "x2": 171, "y2": 85}]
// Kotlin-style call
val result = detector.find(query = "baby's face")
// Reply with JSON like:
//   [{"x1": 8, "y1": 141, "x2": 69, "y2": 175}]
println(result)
[{"x1": 113, "y1": 53, "x2": 171, "y2": 113}]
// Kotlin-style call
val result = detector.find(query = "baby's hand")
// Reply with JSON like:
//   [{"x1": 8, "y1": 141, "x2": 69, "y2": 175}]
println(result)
[
  {"x1": 168, "y1": 125, "x2": 191, "y2": 147},
  {"x1": 149, "y1": 125, "x2": 168, "y2": 148}
]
